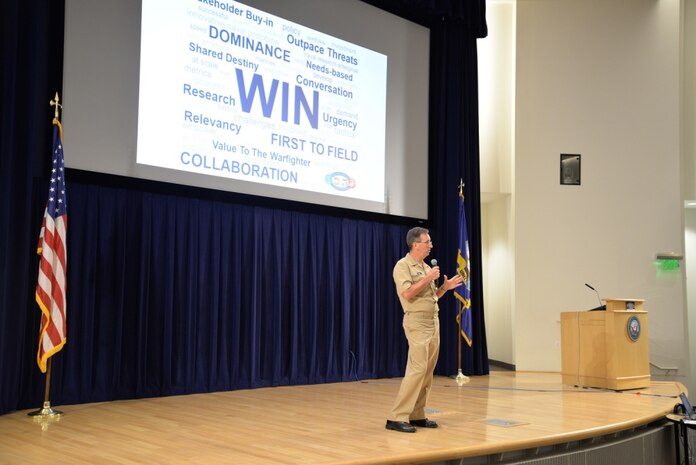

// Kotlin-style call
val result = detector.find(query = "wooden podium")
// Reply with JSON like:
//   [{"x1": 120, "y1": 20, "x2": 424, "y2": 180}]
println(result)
[{"x1": 561, "y1": 298, "x2": 650, "y2": 390}]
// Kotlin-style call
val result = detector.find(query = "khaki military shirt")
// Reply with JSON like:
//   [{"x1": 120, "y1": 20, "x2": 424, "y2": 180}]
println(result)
[{"x1": 393, "y1": 253, "x2": 439, "y2": 315}]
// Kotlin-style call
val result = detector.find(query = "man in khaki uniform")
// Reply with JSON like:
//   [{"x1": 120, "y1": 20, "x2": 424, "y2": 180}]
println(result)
[{"x1": 386, "y1": 227, "x2": 463, "y2": 433}]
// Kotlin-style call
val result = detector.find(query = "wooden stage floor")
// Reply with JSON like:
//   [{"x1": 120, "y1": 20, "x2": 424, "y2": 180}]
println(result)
[{"x1": 0, "y1": 372, "x2": 684, "y2": 465}]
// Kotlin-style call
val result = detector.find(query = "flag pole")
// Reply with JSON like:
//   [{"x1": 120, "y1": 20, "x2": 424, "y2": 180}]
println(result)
[
  {"x1": 27, "y1": 358, "x2": 62, "y2": 417},
  {"x1": 454, "y1": 306, "x2": 469, "y2": 385},
  {"x1": 458, "y1": 308, "x2": 462, "y2": 371},
  {"x1": 454, "y1": 179, "x2": 469, "y2": 385},
  {"x1": 27, "y1": 92, "x2": 65, "y2": 418}
]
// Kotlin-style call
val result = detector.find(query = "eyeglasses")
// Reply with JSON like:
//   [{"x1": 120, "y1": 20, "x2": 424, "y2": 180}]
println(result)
[{"x1": 416, "y1": 240, "x2": 433, "y2": 245}]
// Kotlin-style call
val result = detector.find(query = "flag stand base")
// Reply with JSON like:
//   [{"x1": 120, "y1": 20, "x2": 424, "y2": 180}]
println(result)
[
  {"x1": 449, "y1": 369, "x2": 470, "y2": 386},
  {"x1": 27, "y1": 401, "x2": 63, "y2": 417}
]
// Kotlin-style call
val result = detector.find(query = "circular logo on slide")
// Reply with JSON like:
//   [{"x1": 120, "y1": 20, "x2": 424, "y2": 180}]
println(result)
[
  {"x1": 627, "y1": 315, "x2": 641, "y2": 342},
  {"x1": 325, "y1": 172, "x2": 356, "y2": 191}
]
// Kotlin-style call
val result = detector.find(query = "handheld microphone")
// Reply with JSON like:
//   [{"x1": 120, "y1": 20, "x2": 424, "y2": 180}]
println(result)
[
  {"x1": 585, "y1": 283, "x2": 606, "y2": 311},
  {"x1": 430, "y1": 259, "x2": 440, "y2": 285}
]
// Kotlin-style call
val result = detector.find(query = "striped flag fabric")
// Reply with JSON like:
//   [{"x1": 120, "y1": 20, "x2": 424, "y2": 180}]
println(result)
[
  {"x1": 36, "y1": 118, "x2": 68, "y2": 373},
  {"x1": 454, "y1": 184, "x2": 472, "y2": 346}
]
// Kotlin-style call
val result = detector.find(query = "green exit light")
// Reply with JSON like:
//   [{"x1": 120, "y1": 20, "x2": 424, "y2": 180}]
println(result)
[{"x1": 656, "y1": 259, "x2": 680, "y2": 270}]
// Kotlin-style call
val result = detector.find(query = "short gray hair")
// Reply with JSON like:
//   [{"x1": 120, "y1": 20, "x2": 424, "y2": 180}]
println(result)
[{"x1": 406, "y1": 227, "x2": 429, "y2": 249}]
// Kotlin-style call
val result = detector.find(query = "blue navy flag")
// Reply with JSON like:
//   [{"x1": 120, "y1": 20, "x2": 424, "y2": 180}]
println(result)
[{"x1": 454, "y1": 183, "x2": 472, "y2": 346}]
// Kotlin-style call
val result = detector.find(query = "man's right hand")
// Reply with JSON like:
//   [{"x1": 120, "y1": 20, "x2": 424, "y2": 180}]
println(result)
[{"x1": 427, "y1": 266, "x2": 440, "y2": 283}]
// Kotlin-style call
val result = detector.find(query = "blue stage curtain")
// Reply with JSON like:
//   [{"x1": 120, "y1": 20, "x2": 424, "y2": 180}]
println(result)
[
  {"x1": 30, "y1": 182, "x2": 406, "y2": 405},
  {"x1": 429, "y1": 19, "x2": 490, "y2": 376},
  {"x1": 0, "y1": 0, "x2": 67, "y2": 415},
  {"x1": 0, "y1": 0, "x2": 487, "y2": 415},
  {"x1": 361, "y1": 0, "x2": 489, "y2": 376}
]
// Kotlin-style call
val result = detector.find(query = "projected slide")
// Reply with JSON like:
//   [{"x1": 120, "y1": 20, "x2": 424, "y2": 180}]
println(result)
[{"x1": 137, "y1": 0, "x2": 388, "y2": 202}]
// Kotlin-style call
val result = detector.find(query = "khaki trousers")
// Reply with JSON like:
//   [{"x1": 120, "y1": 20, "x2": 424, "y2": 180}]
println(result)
[{"x1": 388, "y1": 312, "x2": 440, "y2": 422}]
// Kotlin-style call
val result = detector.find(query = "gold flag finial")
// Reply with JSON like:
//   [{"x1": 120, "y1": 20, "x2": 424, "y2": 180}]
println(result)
[
  {"x1": 50, "y1": 92, "x2": 61, "y2": 120},
  {"x1": 458, "y1": 178, "x2": 464, "y2": 198}
]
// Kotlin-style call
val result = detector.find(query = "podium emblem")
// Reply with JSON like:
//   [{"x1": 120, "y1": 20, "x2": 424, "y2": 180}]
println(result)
[{"x1": 627, "y1": 316, "x2": 641, "y2": 342}]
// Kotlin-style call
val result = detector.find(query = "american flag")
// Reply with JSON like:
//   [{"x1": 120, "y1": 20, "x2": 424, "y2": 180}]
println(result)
[{"x1": 36, "y1": 118, "x2": 68, "y2": 373}]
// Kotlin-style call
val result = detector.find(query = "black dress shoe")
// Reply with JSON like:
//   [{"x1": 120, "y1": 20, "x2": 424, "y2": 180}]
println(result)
[
  {"x1": 385, "y1": 420, "x2": 417, "y2": 433},
  {"x1": 410, "y1": 418, "x2": 438, "y2": 428}
]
